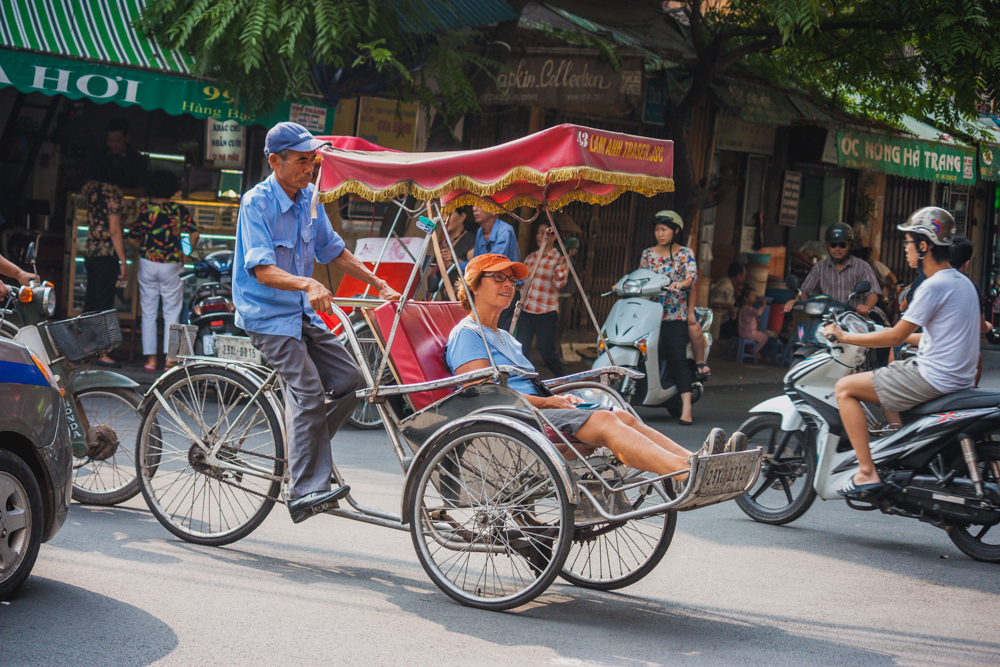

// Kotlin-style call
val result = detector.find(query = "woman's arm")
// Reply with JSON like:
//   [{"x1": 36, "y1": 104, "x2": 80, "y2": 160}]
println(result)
[{"x1": 452, "y1": 359, "x2": 577, "y2": 408}]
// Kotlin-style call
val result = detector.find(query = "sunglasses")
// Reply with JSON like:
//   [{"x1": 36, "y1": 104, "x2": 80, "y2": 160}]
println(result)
[
  {"x1": 482, "y1": 271, "x2": 518, "y2": 284},
  {"x1": 828, "y1": 242, "x2": 848, "y2": 249}
]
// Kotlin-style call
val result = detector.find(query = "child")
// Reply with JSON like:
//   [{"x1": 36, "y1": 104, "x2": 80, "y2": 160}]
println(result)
[{"x1": 737, "y1": 287, "x2": 769, "y2": 353}]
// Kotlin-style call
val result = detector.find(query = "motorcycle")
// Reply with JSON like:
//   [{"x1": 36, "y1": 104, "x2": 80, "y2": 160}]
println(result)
[
  {"x1": 736, "y1": 290, "x2": 1000, "y2": 563},
  {"x1": 182, "y1": 249, "x2": 243, "y2": 355},
  {"x1": 1, "y1": 242, "x2": 145, "y2": 505},
  {"x1": 592, "y1": 268, "x2": 711, "y2": 417}
]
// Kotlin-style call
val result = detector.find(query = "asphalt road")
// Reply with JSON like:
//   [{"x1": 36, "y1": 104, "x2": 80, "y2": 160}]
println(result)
[{"x1": 5, "y1": 378, "x2": 1000, "y2": 666}]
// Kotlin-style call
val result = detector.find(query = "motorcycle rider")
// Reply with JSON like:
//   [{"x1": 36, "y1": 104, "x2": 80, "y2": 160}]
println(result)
[
  {"x1": 784, "y1": 222, "x2": 881, "y2": 314},
  {"x1": 823, "y1": 207, "x2": 980, "y2": 496},
  {"x1": 0, "y1": 251, "x2": 33, "y2": 299}
]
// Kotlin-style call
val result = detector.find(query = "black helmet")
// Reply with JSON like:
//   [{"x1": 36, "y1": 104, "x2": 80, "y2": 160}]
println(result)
[{"x1": 825, "y1": 222, "x2": 853, "y2": 245}]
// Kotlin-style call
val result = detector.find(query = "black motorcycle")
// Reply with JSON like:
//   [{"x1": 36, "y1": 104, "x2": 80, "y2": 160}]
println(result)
[{"x1": 183, "y1": 249, "x2": 243, "y2": 355}]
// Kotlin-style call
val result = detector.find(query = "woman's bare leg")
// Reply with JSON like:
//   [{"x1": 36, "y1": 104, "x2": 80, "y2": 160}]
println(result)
[
  {"x1": 574, "y1": 411, "x2": 688, "y2": 476},
  {"x1": 612, "y1": 411, "x2": 691, "y2": 458}
]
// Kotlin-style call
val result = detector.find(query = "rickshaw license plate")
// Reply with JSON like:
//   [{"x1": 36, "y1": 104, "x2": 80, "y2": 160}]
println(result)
[
  {"x1": 214, "y1": 335, "x2": 262, "y2": 364},
  {"x1": 696, "y1": 454, "x2": 756, "y2": 496}
]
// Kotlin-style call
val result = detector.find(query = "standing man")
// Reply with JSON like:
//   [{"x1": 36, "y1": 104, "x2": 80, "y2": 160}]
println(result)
[
  {"x1": 784, "y1": 222, "x2": 881, "y2": 313},
  {"x1": 234, "y1": 122, "x2": 401, "y2": 524},
  {"x1": 471, "y1": 206, "x2": 520, "y2": 330},
  {"x1": 88, "y1": 118, "x2": 148, "y2": 196},
  {"x1": 81, "y1": 179, "x2": 128, "y2": 366}
]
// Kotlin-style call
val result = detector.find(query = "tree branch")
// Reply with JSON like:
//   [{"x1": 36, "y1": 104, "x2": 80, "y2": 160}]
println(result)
[{"x1": 720, "y1": 18, "x2": 902, "y2": 39}]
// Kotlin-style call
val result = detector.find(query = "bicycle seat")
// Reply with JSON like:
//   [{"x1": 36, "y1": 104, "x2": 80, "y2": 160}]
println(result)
[{"x1": 901, "y1": 388, "x2": 1000, "y2": 417}]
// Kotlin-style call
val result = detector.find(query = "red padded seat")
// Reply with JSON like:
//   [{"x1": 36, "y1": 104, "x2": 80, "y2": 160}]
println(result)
[{"x1": 370, "y1": 301, "x2": 468, "y2": 411}]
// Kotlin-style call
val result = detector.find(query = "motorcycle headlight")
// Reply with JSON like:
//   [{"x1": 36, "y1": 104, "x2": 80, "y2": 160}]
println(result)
[
  {"x1": 622, "y1": 278, "x2": 649, "y2": 295},
  {"x1": 41, "y1": 286, "x2": 56, "y2": 318},
  {"x1": 804, "y1": 301, "x2": 825, "y2": 316}
]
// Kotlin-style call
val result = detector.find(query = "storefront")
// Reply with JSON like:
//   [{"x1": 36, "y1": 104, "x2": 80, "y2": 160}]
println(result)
[{"x1": 0, "y1": 1, "x2": 337, "y2": 331}]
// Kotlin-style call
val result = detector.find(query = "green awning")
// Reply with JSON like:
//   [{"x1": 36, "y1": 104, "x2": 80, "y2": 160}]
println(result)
[{"x1": 0, "y1": 0, "x2": 335, "y2": 130}]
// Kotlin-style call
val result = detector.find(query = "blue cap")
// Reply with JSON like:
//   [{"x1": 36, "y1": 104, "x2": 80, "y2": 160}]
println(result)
[{"x1": 264, "y1": 122, "x2": 329, "y2": 156}]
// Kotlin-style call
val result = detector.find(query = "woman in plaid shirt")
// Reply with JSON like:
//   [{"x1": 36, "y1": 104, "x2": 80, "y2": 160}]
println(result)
[{"x1": 516, "y1": 220, "x2": 573, "y2": 376}]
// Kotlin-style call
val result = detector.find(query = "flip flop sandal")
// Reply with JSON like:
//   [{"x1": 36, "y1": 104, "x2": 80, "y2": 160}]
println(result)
[
  {"x1": 696, "y1": 363, "x2": 711, "y2": 377},
  {"x1": 143, "y1": 364, "x2": 157, "y2": 371},
  {"x1": 837, "y1": 477, "x2": 885, "y2": 497}
]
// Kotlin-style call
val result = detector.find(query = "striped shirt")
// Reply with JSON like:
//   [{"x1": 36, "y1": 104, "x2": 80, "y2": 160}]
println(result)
[
  {"x1": 800, "y1": 256, "x2": 882, "y2": 308},
  {"x1": 521, "y1": 249, "x2": 568, "y2": 314}
]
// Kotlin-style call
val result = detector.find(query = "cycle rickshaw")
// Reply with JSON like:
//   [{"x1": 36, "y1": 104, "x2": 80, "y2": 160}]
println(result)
[{"x1": 134, "y1": 124, "x2": 762, "y2": 610}]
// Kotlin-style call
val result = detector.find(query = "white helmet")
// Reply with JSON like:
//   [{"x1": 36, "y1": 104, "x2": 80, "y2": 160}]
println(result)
[{"x1": 897, "y1": 206, "x2": 955, "y2": 246}]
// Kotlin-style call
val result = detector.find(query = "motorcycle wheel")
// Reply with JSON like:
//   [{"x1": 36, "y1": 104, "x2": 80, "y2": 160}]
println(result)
[
  {"x1": 735, "y1": 415, "x2": 817, "y2": 525},
  {"x1": 72, "y1": 387, "x2": 144, "y2": 505},
  {"x1": 946, "y1": 442, "x2": 1000, "y2": 563}
]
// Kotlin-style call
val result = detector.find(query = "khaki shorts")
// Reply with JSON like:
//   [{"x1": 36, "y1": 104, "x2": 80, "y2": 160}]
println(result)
[{"x1": 871, "y1": 357, "x2": 946, "y2": 414}]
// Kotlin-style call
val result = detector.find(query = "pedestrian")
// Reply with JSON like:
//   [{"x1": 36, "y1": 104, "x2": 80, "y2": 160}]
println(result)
[
  {"x1": 709, "y1": 261, "x2": 746, "y2": 338},
  {"x1": 639, "y1": 210, "x2": 697, "y2": 425},
  {"x1": 81, "y1": 178, "x2": 128, "y2": 367},
  {"x1": 737, "y1": 286, "x2": 769, "y2": 355},
  {"x1": 429, "y1": 204, "x2": 475, "y2": 298},
  {"x1": 88, "y1": 118, "x2": 148, "y2": 196},
  {"x1": 126, "y1": 170, "x2": 199, "y2": 371},
  {"x1": 516, "y1": 219, "x2": 573, "y2": 377},
  {"x1": 233, "y1": 122, "x2": 401, "y2": 525},
  {"x1": 471, "y1": 205, "x2": 520, "y2": 329}
]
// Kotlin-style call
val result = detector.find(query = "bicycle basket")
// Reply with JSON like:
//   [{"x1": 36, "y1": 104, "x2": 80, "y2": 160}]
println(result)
[{"x1": 48, "y1": 310, "x2": 123, "y2": 362}]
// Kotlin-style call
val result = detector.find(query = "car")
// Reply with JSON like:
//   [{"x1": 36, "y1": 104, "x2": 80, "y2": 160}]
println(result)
[{"x1": 0, "y1": 336, "x2": 72, "y2": 599}]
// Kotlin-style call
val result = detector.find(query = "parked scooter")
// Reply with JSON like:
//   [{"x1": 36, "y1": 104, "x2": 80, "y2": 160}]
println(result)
[
  {"x1": 1, "y1": 243, "x2": 145, "y2": 505},
  {"x1": 182, "y1": 249, "x2": 243, "y2": 355},
  {"x1": 737, "y1": 290, "x2": 1000, "y2": 563},
  {"x1": 592, "y1": 268, "x2": 711, "y2": 417}
]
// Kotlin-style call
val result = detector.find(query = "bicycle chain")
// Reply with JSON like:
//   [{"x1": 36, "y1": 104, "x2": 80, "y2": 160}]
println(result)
[{"x1": 195, "y1": 443, "x2": 288, "y2": 504}]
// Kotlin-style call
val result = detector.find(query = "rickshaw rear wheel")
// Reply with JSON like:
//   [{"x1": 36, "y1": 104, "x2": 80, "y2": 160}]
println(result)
[
  {"x1": 560, "y1": 480, "x2": 676, "y2": 590},
  {"x1": 136, "y1": 366, "x2": 285, "y2": 546},
  {"x1": 408, "y1": 423, "x2": 574, "y2": 611}
]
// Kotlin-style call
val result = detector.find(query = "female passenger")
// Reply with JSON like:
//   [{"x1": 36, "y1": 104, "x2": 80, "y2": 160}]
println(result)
[{"x1": 446, "y1": 253, "x2": 743, "y2": 478}]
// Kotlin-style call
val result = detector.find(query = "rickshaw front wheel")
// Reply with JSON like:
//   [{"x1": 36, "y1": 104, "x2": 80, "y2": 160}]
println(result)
[{"x1": 408, "y1": 422, "x2": 574, "y2": 611}]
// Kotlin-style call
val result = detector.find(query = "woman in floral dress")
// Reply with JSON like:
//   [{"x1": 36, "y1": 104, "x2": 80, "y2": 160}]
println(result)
[
  {"x1": 638, "y1": 210, "x2": 698, "y2": 424},
  {"x1": 126, "y1": 171, "x2": 198, "y2": 370}
]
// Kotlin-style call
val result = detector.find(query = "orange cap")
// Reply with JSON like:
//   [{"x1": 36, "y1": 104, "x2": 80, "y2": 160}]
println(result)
[{"x1": 464, "y1": 253, "x2": 528, "y2": 283}]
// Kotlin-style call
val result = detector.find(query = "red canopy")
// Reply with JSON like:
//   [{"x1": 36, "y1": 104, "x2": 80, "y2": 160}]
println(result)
[{"x1": 316, "y1": 124, "x2": 673, "y2": 215}]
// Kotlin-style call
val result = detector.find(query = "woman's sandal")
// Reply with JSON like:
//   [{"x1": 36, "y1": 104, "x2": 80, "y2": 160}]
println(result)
[{"x1": 696, "y1": 362, "x2": 711, "y2": 378}]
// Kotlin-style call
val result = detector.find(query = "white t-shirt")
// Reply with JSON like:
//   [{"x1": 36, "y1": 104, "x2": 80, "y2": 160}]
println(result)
[{"x1": 901, "y1": 268, "x2": 980, "y2": 392}]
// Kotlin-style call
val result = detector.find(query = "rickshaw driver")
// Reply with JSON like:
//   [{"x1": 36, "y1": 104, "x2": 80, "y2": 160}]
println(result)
[
  {"x1": 234, "y1": 122, "x2": 401, "y2": 524},
  {"x1": 447, "y1": 254, "x2": 745, "y2": 480}
]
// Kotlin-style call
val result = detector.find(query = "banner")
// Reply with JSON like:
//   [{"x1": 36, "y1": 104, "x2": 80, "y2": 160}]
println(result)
[
  {"x1": 980, "y1": 144, "x2": 1000, "y2": 182},
  {"x1": 836, "y1": 129, "x2": 976, "y2": 185},
  {"x1": 0, "y1": 48, "x2": 335, "y2": 131}
]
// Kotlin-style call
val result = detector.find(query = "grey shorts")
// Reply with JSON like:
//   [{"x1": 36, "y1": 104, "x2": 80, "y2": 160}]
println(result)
[
  {"x1": 871, "y1": 357, "x2": 946, "y2": 414},
  {"x1": 542, "y1": 407, "x2": 603, "y2": 435}
]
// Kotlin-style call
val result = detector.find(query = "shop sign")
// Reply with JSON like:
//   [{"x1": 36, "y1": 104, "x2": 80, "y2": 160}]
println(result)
[
  {"x1": 836, "y1": 129, "x2": 976, "y2": 185},
  {"x1": 642, "y1": 79, "x2": 692, "y2": 127},
  {"x1": 716, "y1": 113, "x2": 775, "y2": 155},
  {"x1": 0, "y1": 48, "x2": 335, "y2": 131},
  {"x1": 712, "y1": 80, "x2": 800, "y2": 126},
  {"x1": 779, "y1": 171, "x2": 802, "y2": 227},
  {"x1": 289, "y1": 104, "x2": 327, "y2": 133},
  {"x1": 356, "y1": 97, "x2": 418, "y2": 151},
  {"x1": 481, "y1": 53, "x2": 643, "y2": 107},
  {"x1": 980, "y1": 144, "x2": 1000, "y2": 182},
  {"x1": 205, "y1": 119, "x2": 245, "y2": 169}
]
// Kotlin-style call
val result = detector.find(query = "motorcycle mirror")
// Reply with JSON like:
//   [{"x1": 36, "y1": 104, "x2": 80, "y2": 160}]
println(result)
[
  {"x1": 785, "y1": 274, "x2": 800, "y2": 291},
  {"x1": 25, "y1": 242, "x2": 36, "y2": 263},
  {"x1": 853, "y1": 280, "x2": 871, "y2": 294}
]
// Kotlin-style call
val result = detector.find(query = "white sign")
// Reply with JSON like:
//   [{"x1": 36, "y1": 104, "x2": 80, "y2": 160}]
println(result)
[
  {"x1": 353, "y1": 237, "x2": 424, "y2": 264},
  {"x1": 205, "y1": 119, "x2": 245, "y2": 169},
  {"x1": 289, "y1": 103, "x2": 328, "y2": 133}
]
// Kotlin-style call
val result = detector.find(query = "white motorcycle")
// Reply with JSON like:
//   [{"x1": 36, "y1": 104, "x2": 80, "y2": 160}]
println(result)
[
  {"x1": 736, "y1": 283, "x2": 1000, "y2": 562},
  {"x1": 592, "y1": 268, "x2": 711, "y2": 417}
]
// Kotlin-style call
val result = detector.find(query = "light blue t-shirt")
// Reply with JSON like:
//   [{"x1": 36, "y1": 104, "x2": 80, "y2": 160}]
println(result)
[{"x1": 446, "y1": 317, "x2": 537, "y2": 395}]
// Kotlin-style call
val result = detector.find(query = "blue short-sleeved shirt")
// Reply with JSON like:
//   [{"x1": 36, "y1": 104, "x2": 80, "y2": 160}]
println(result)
[
  {"x1": 233, "y1": 174, "x2": 346, "y2": 339},
  {"x1": 473, "y1": 219, "x2": 520, "y2": 262},
  {"x1": 446, "y1": 317, "x2": 537, "y2": 395}
]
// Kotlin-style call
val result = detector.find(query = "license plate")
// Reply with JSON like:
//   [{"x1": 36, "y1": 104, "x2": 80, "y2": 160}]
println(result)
[
  {"x1": 214, "y1": 334, "x2": 262, "y2": 364},
  {"x1": 695, "y1": 452, "x2": 758, "y2": 496},
  {"x1": 203, "y1": 334, "x2": 215, "y2": 356}
]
